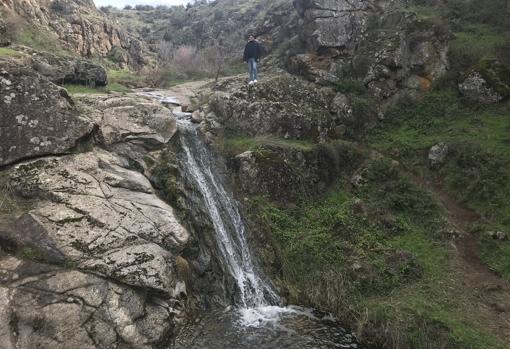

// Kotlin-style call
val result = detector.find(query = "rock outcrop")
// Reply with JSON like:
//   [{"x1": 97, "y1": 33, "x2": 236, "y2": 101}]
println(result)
[
  {"x1": 29, "y1": 49, "x2": 108, "y2": 87},
  {"x1": 293, "y1": 0, "x2": 375, "y2": 51},
  {"x1": 0, "y1": 61, "x2": 189, "y2": 347},
  {"x1": 289, "y1": 0, "x2": 449, "y2": 100},
  {"x1": 209, "y1": 75, "x2": 338, "y2": 141},
  {"x1": 459, "y1": 60, "x2": 510, "y2": 104},
  {"x1": 232, "y1": 141, "x2": 364, "y2": 203},
  {"x1": 1, "y1": 0, "x2": 146, "y2": 67},
  {"x1": 0, "y1": 60, "x2": 94, "y2": 166},
  {"x1": 207, "y1": 75, "x2": 379, "y2": 141}
]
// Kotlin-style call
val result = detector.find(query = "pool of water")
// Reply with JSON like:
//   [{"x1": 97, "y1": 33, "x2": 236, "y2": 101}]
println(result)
[{"x1": 172, "y1": 306, "x2": 360, "y2": 349}]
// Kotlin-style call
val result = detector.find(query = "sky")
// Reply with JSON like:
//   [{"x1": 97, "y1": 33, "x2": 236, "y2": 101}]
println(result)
[{"x1": 93, "y1": 0, "x2": 191, "y2": 8}]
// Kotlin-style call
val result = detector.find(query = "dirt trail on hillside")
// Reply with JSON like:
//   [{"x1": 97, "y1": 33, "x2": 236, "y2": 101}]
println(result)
[{"x1": 410, "y1": 174, "x2": 510, "y2": 341}]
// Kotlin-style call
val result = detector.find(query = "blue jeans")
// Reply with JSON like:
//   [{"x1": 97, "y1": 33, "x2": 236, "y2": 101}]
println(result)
[{"x1": 248, "y1": 58, "x2": 257, "y2": 81}]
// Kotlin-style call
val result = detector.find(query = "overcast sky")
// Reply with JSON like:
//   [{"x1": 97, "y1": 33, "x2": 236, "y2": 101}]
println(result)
[{"x1": 93, "y1": 0, "x2": 191, "y2": 8}]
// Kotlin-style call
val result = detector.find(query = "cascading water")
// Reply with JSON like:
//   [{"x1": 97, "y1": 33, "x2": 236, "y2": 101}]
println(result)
[
  {"x1": 177, "y1": 119, "x2": 279, "y2": 311},
  {"x1": 140, "y1": 91, "x2": 360, "y2": 348}
]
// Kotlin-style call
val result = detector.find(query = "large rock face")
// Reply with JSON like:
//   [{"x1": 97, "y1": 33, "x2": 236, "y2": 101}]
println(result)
[
  {"x1": 0, "y1": 65, "x2": 189, "y2": 347},
  {"x1": 293, "y1": 0, "x2": 374, "y2": 51},
  {"x1": 1, "y1": 0, "x2": 146, "y2": 67},
  {"x1": 207, "y1": 75, "x2": 379, "y2": 141},
  {"x1": 208, "y1": 75, "x2": 343, "y2": 141},
  {"x1": 0, "y1": 60, "x2": 94, "y2": 166},
  {"x1": 289, "y1": 0, "x2": 449, "y2": 100},
  {"x1": 9, "y1": 149, "x2": 188, "y2": 293}
]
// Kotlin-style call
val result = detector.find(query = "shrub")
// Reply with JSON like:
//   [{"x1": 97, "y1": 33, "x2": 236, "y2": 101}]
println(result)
[{"x1": 99, "y1": 5, "x2": 113, "y2": 14}]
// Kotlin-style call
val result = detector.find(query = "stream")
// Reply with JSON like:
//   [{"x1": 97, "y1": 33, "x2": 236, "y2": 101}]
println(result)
[{"x1": 139, "y1": 91, "x2": 361, "y2": 349}]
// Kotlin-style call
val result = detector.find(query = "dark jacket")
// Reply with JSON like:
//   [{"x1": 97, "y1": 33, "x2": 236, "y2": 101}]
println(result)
[{"x1": 243, "y1": 41, "x2": 262, "y2": 62}]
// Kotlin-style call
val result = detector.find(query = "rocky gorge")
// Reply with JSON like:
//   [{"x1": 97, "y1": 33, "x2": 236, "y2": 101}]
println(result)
[{"x1": 1, "y1": 0, "x2": 510, "y2": 348}]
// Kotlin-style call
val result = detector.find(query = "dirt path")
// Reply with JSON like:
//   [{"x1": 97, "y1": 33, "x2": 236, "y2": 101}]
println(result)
[{"x1": 409, "y1": 173, "x2": 510, "y2": 341}]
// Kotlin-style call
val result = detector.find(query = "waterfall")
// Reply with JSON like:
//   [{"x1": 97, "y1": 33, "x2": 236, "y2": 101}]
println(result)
[
  {"x1": 177, "y1": 120, "x2": 279, "y2": 310},
  {"x1": 141, "y1": 92, "x2": 359, "y2": 348}
]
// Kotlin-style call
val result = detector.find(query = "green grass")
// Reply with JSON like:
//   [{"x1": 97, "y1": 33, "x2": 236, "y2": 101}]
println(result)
[
  {"x1": 0, "y1": 47, "x2": 22, "y2": 57},
  {"x1": 248, "y1": 159, "x2": 506, "y2": 347},
  {"x1": 64, "y1": 84, "x2": 105, "y2": 94},
  {"x1": 367, "y1": 89, "x2": 510, "y2": 279},
  {"x1": 223, "y1": 135, "x2": 315, "y2": 155},
  {"x1": 107, "y1": 82, "x2": 132, "y2": 93},
  {"x1": 478, "y1": 235, "x2": 510, "y2": 279},
  {"x1": 17, "y1": 27, "x2": 66, "y2": 55},
  {"x1": 0, "y1": 171, "x2": 17, "y2": 215},
  {"x1": 108, "y1": 69, "x2": 139, "y2": 85}
]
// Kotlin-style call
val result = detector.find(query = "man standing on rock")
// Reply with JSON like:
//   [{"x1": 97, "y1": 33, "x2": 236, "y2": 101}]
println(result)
[{"x1": 243, "y1": 34, "x2": 262, "y2": 85}]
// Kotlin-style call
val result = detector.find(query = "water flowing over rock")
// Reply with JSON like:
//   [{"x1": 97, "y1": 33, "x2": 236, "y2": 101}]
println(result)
[
  {"x1": 0, "y1": 60, "x2": 94, "y2": 166},
  {"x1": 177, "y1": 121, "x2": 278, "y2": 308}
]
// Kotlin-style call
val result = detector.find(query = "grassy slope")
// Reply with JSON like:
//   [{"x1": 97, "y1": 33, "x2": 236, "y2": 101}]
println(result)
[
  {"x1": 241, "y1": 143, "x2": 508, "y2": 348},
  {"x1": 367, "y1": 91, "x2": 510, "y2": 279}
]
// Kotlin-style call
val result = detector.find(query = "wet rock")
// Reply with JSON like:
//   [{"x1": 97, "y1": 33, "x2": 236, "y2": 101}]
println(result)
[
  {"x1": 191, "y1": 110, "x2": 204, "y2": 124},
  {"x1": 428, "y1": 142, "x2": 448, "y2": 168},
  {"x1": 0, "y1": 256, "x2": 174, "y2": 348},
  {"x1": 0, "y1": 60, "x2": 94, "y2": 166},
  {"x1": 459, "y1": 60, "x2": 510, "y2": 104}
]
